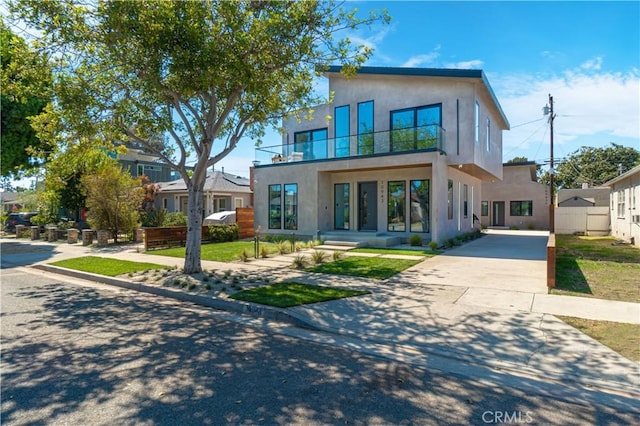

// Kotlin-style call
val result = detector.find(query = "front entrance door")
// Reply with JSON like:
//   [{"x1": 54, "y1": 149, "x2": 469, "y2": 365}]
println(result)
[
  {"x1": 492, "y1": 201, "x2": 505, "y2": 226},
  {"x1": 358, "y1": 182, "x2": 377, "y2": 231}
]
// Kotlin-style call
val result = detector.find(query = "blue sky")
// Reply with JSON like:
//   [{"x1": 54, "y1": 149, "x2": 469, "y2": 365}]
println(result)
[{"x1": 217, "y1": 0, "x2": 639, "y2": 177}]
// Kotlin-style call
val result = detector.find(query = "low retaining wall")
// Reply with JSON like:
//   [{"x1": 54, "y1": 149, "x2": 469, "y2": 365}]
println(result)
[{"x1": 547, "y1": 233, "x2": 556, "y2": 289}]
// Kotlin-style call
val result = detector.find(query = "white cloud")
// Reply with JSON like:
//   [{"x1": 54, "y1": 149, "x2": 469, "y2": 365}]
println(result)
[
  {"x1": 402, "y1": 46, "x2": 441, "y2": 67},
  {"x1": 492, "y1": 68, "x2": 640, "y2": 162},
  {"x1": 443, "y1": 59, "x2": 484, "y2": 69},
  {"x1": 580, "y1": 56, "x2": 603, "y2": 71}
]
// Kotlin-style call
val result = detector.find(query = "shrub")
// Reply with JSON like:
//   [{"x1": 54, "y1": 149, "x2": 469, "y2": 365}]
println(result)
[
  {"x1": 291, "y1": 254, "x2": 308, "y2": 269},
  {"x1": 141, "y1": 208, "x2": 168, "y2": 227},
  {"x1": 310, "y1": 250, "x2": 329, "y2": 264},
  {"x1": 408, "y1": 234, "x2": 423, "y2": 246},
  {"x1": 527, "y1": 223, "x2": 535, "y2": 230},
  {"x1": 208, "y1": 223, "x2": 239, "y2": 243},
  {"x1": 164, "y1": 212, "x2": 188, "y2": 226},
  {"x1": 260, "y1": 245, "x2": 270, "y2": 258},
  {"x1": 276, "y1": 241, "x2": 290, "y2": 254},
  {"x1": 428, "y1": 241, "x2": 438, "y2": 250},
  {"x1": 239, "y1": 248, "x2": 251, "y2": 262},
  {"x1": 332, "y1": 250, "x2": 344, "y2": 261}
]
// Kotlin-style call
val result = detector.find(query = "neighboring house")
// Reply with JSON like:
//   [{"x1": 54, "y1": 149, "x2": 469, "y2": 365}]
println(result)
[
  {"x1": 252, "y1": 66, "x2": 509, "y2": 245},
  {"x1": 557, "y1": 186, "x2": 610, "y2": 207},
  {"x1": 555, "y1": 186, "x2": 610, "y2": 236},
  {"x1": 117, "y1": 146, "x2": 180, "y2": 183},
  {"x1": 480, "y1": 162, "x2": 549, "y2": 230},
  {"x1": 1, "y1": 192, "x2": 21, "y2": 213},
  {"x1": 603, "y1": 164, "x2": 640, "y2": 246},
  {"x1": 155, "y1": 170, "x2": 252, "y2": 217}
]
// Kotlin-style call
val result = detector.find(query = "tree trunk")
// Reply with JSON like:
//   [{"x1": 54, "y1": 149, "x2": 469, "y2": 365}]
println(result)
[{"x1": 184, "y1": 180, "x2": 205, "y2": 274}]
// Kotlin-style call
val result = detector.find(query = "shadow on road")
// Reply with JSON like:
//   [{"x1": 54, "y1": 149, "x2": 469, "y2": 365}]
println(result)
[
  {"x1": 0, "y1": 241, "x2": 59, "y2": 268},
  {"x1": 1, "y1": 280, "x2": 635, "y2": 425}
]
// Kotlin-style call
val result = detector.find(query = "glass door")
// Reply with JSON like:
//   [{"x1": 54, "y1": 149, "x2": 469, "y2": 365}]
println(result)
[
  {"x1": 358, "y1": 182, "x2": 377, "y2": 231},
  {"x1": 334, "y1": 183, "x2": 350, "y2": 230}
]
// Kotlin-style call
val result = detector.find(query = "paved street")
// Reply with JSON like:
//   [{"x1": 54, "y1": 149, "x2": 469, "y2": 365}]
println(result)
[{"x1": 2, "y1": 267, "x2": 638, "y2": 425}]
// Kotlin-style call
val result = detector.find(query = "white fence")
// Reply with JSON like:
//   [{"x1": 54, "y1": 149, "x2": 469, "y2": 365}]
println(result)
[{"x1": 555, "y1": 206, "x2": 610, "y2": 235}]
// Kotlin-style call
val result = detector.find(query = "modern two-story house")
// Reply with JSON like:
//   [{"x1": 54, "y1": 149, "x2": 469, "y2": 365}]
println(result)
[{"x1": 252, "y1": 66, "x2": 509, "y2": 246}]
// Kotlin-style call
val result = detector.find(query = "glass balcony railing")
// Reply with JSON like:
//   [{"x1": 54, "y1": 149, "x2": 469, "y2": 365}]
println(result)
[{"x1": 255, "y1": 124, "x2": 446, "y2": 165}]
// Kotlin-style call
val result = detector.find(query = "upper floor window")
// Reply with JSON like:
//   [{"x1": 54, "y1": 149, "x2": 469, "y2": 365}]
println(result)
[
  {"x1": 334, "y1": 105, "x2": 350, "y2": 158},
  {"x1": 390, "y1": 104, "x2": 442, "y2": 152},
  {"x1": 294, "y1": 128, "x2": 327, "y2": 160},
  {"x1": 486, "y1": 117, "x2": 491, "y2": 152},
  {"x1": 475, "y1": 101, "x2": 480, "y2": 144},
  {"x1": 357, "y1": 100, "x2": 374, "y2": 155}
]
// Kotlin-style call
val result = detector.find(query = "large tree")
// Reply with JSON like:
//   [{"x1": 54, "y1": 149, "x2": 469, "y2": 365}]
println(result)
[
  {"x1": 0, "y1": 20, "x2": 53, "y2": 178},
  {"x1": 541, "y1": 143, "x2": 640, "y2": 189},
  {"x1": 11, "y1": 0, "x2": 389, "y2": 273}
]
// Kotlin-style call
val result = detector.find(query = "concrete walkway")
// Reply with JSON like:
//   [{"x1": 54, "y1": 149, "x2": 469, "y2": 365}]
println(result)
[{"x1": 1, "y1": 230, "x2": 639, "y2": 407}]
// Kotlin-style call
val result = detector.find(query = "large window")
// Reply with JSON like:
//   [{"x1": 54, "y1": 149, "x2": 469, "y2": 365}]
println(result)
[
  {"x1": 268, "y1": 184, "x2": 282, "y2": 229},
  {"x1": 334, "y1": 105, "x2": 350, "y2": 158},
  {"x1": 410, "y1": 180, "x2": 430, "y2": 232},
  {"x1": 510, "y1": 200, "x2": 533, "y2": 216},
  {"x1": 481, "y1": 201, "x2": 489, "y2": 216},
  {"x1": 387, "y1": 181, "x2": 406, "y2": 232},
  {"x1": 294, "y1": 128, "x2": 327, "y2": 160},
  {"x1": 390, "y1": 104, "x2": 441, "y2": 151},
  {"x1": 284, "y1": 184, "x2": 298, "y2": 230},
  {"x1": 447, "y1": 179, "x2": 454, "y2": 220},
  {"x1": 357, "y1": 100, "x2": 374, "y2": 155}
]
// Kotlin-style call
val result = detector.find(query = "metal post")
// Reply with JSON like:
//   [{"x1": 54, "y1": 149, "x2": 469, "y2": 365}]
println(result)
[{"x1": 548, "y1": 94, "x2": 555, "y2": 234}]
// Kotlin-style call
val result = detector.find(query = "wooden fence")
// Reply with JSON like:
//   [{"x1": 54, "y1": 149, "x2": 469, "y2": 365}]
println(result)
[
  {"x1": 144, "y1": 226, "x2": 209, "y2": 251},
  {"x1": 236, "y1": 207, "x2": 254, "y2": 239}
]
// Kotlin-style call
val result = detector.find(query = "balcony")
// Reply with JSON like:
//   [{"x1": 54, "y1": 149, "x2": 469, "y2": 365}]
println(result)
[{"x1": 254, "y1": 125, "x2": 446, "y2": 166}]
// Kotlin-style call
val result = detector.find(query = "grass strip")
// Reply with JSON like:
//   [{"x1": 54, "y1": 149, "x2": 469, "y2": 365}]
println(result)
[
  {"x1": 229, "y1": 281, "x2": 369, "y2": 308},
  {"x1": 50, "y1": 256, "x2": 167, "y2": 277},
  {"x1": 150, "y1": 241, "x2": 277, "y2": 262},
  {"x1": 557, "y1": 315, "x2": 640, "y2": 362},
  {"x1": 307, "y1": 256, "x2": 420, "y2": 280}
]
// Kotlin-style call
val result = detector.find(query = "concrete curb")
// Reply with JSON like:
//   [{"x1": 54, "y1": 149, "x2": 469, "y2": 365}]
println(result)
[{"x1": 32, "y1": 264, "x2": 319, "y2": 331}]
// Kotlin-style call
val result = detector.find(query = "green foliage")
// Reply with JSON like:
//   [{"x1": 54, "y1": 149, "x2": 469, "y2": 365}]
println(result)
[
  {"x1": 208, "y1": 223, "x2": 239, "y2": 243},
  {"x1": 0, "y1": 20, "x2": 53, "y2": 178},
  {"x1": 291, "y1": 254, "x2": 308, "y2": 269},
  {"x1": 163, "y1": 212, "x2": 188, "y2": 226},
  {"x1": 50, "y1": 256, "x2": 165, "y2": 277},
  {"x1": 11, "y1": 0, "x2": 389, "y2": 274},
  {"x1": 141, "y1": 208, "x2": 168, "y2": 228},
  {"x1": 308, "y1": 256, "x2": 420, "y2": 280},
  {"x1": 230, "y1": 282, "x2": 368, "y2": 308},
  {"x1": 81, "y1": 161, "x2": 144, "y2": 242},
  {"x1": 541, "y1": 143, "x2": 640, "y2": 188},
  {"x1": 310, "y1": 250, "x2": 329, "y2": 264},
  {"x1": 507, "y1": 156, "x2": 530, "y2": 164},
  {"x1": 408, "y1": 234, "x2": 423, "y2": 246},
  {"x1": 332, "y1": 250, "x2": 344, "y2": 261},
  {"x1": 428, "y1": 241, "x2": 439, "y2": 250}
]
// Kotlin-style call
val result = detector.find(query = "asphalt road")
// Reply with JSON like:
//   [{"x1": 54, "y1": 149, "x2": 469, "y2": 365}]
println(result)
[{"x1": 1, "y1": 266, "x2": 638, "y2": 425}]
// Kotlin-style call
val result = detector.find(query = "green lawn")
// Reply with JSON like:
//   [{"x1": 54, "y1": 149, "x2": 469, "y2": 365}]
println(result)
[
  {"x1": 558, "y1": 316, "x2": 640, "y2": 362},
  {"x1": 350, "y1": 247, "x2": 441, "y2": 257},
  {"x1": 150, "y1": 241, "x2": 277, "y2": 262},
  {"x1": 230, "y1": 282, "x2": 368, "y2": 308},
  {"x1": 554, "y1": 235, "x2": 640, "y2": 302},
  {"x1": 50, "y1": 256, "x2": 168, "y2": 276},
  {"x1": 306, "y1": 256, "x2": 421, "y2": 280}
]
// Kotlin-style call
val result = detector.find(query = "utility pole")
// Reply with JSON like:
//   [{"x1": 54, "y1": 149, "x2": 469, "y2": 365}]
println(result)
[{"x1": 544, "y1": 94, "x2": 556, "y2": 233}]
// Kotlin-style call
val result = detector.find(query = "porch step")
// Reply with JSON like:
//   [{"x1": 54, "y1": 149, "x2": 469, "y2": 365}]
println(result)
[{"x1": 323, "y1": 240, "x2": 366, "y2": 248}]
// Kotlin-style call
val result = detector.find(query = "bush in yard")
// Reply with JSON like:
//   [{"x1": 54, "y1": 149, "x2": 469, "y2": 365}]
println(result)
[
  {"x1": 409, "y1": 234, "x2": 423, "y2": 246},
  {"x1": 291, "y1": 254, "x2": 308, "y2": 269},
  {"x1": 208, "y1": 223, "x2": 239, "y2": 243},
  {"x1": 310, "y1": 250, "x2": 329, "y2": 264},
  {"x1": 163, "y1": 212, "x2": 188, "y2": 226},
  {"x1": 428, "y1": 241, "x2": 438, "y2": 250}
]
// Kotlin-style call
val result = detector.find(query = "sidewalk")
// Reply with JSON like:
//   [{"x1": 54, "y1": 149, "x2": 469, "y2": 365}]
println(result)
[{"x1": 3, "y1": 234, "x2": 639, "y2": 407}]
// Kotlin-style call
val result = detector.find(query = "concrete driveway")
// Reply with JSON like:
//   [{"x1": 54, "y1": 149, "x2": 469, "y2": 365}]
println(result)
[{"x1": 391, "y1": 229, "x2": 549, "y2": 294}]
